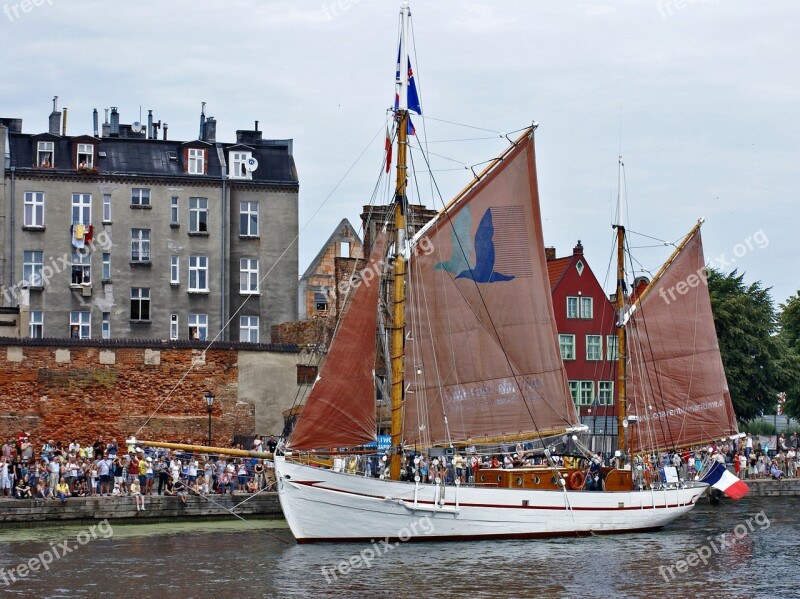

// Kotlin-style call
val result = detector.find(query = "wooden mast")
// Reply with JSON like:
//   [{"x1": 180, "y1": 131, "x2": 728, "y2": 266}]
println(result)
[
  {"x1": 389, "y1": 1, "x2": 410, "y2": 480},
  {"x1": 614, "y1": 155, "x2": 627, "y2": 462}
]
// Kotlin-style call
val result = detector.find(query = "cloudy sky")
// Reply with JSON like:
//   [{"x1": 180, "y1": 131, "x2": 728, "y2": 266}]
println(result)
[{"x1": 2, "y1": 0, "x2": 797, "y2": 306}]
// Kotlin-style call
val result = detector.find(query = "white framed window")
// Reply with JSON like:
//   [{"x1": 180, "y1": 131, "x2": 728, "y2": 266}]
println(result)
[
  {"x1": 598, "y1": 381, "x2": 614, "y2": 406},
  {"x1": 559, "y1": 334, "x2": 575, "y2": 361},
  {"x1": 102, "y1": 193, "x2": 111, "y2": 223},
  {"x1": 24, "y1": 192, "x2": 45, "y2": 227},
  {"x1": 102, "y1": 253, "x2": 111, "y2": 281},
  {"x1": 230, "y1": 151, "x2": 252, "y2": 179},
  {"x1": 188, "y1": 313, "x2": 208, "y2": 341},
  {"x1": 29, "y1": 311, "x2": 44, "y2": 338},
  {"x1": 72, "y1": 193, "x2": 92, "y2": 225},
  {"x1": 240, "y1": 315, "x2": 259, "y2": 343},
  {"x1": 170, "y1": 314, "x2": 179, "y2": 340},
  {"x1": 131, "y1": 228, "x2": 151, "y2": 262},
  {"x1": 70, "y1": 311, "x2": 91, "y2": 339},
  {"x1": 77, "y1": 143, "x2": 94, "y2": 169},
  {"x1": 580, "y1": 296, "x2": 593, "y2": 319},
  {"x1": 340, "y1": 242, "x2": 350, "y2": 258},
  {"x1": 102, "y1": 312, "x2": 110, "y2": 340},
  {"x1": 586, "y1": 335, "x2": 602, "y2": 361},
  {"x1": 568, "y1": 381, "x2": 580, "y2": 407},
  {"x1": 188, "y1": 148, "x2": 205, "y2": 175},
  {"x1": 130, "y1": 287, "x2": 151, "y2": 321},
  {"x1": 566, "y1": 296, "x2": 578, "y2": 319},
  {"x1": 239, "y1": 201, "x2": 258, "y2": 237},
  {"x1": 170, "y1": 256, "x2": 180, "y2": 284},
  {"x1": 579, "y1": 381, "x2": 594, "y2": 406},
  {"x1": 189, "y1": 197, "x2": 208, "y2": 233},
  {"x1": 131, "y1": 188, "x2": 150, "y2": 207},
  {"x1": 170, "y1": 197, "x2": 179, "y2": 225},
  {"x1": 607, "y1": 335, "x2": 618, "y2": 361},
  {"x1": 37, "y1": 141, "x2": 54, "y2": 167},
  {"x1": 23, "y1": 251, "x2": 44, "y2": 288},
  {"x1": 239, "y1": 258, "x2": 259, "y2": 294},
  {"x1": 71, "y1": 251, "x2": 91, "y2": 285},
  {"x1": 188, "y1": 255, "x2": 209, "y2": 292}
]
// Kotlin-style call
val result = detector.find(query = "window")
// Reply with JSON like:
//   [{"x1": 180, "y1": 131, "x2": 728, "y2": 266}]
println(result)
[
  {"x1": 188, "y1": 255, "x2": 209, "y2": 292},
  {"x1": 29, "y1": 311, "x2": 43, "y2": 338},
  {"x1": 102, "y1": 253, "x2": 111, "y2": 281},
  {"x1": 131, "y1": 188, "x2": 150, "y2": 207},
  {"x1": 71, "y1": 251, "x2": 91, "y2": 285},
  {"x1": 580, "y1": 296, "x2": 593, "y2": 319},
  {"x1": 598, "y1": 381, "x2": 614, "y2": 406},
  {"x1": 23, "y1": 251, "x2": 44, "y2": 287},
  {"x1": 170, "y1": 314, "x2": 179, "y2": 340},
  {"x1": 170, "y1": 197, "x2": 179, "y2": 226},
  {"x1": 586, "y1": 335, "x2": 602, "y2": 361},
  {"x1": 130, "y1": 287, "x2": 151, "y2": 321},
  {"x1": 188, "y1": 148, "x2": 205, "y2": 175},
  {"x1": 189, "y1": 197, "x2": 208, "y2": 233},
  {"x1": 566, "y1": 296, "x2": 578, "y2": 319},
  {"x1": 24, "y1": 192, "x2": 45, "y2": 227},
  {"x1": 559, "y1": 334, "x2": 575, "y2": 360},
  {"x1": 340, "y1": 242, "x2": 350, "y2": 258},
  {"x1": 315, "y1": 292, "x2": 328, "y2": 312},
  {"x1": 170, "y1": 256, "x2": 180, "y2": 284},
  {"x1": 240, "y1": 315, "x2": 259, "y2": 343},
  {"x1": 131, "y1": 229, "x2": 151, "y2": 262},
  {"x1": 239, "y1": 201, "x2": 258, "y2": 237},
  {"x1": 579, "y1": 381, "x2": 594, "y2": 406},
  {"x1": 297, "y1": 364, "x2": 318, "y2": 385},
  {"x1": 230, "y1": 151, "x2": 252, "y2": 179},
  {"x1": 70, "y1": 311, "x2": 91, "y2": 339},
  {"x1": 102, "y1": 312, "x2": 110, "y2": 339},
  {"x1": 102, "y1": 193, "x2": 111, "y2": 223},
  {"x1": 188, "y1": 313, "x2": 207, "y2": 341},
  {"x1": 37, "y1": 141, "x2": 54, "y2": 167},
  {"x1": 607, "y1": 335, "x2": 618, "y2": 361},
  {"x1": 239, "y1": 258, "x2": 259, "y2": 294},
  {"x1": 568, "y1": 381, "x2": 580, "y2": 407},
  {"x1": 77, "y1": 143, "x2": 94, "y2": 169},
  {"x1": 72, "y1": 193, "x2": 91, "y2": 225}
]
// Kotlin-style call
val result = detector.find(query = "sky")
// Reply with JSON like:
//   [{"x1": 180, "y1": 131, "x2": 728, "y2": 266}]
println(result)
[{"x1": 2, "y1": 0, "x2": 798, "y2": 307}]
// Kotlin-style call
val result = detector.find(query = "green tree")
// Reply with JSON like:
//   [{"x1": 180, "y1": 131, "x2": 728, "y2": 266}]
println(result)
[
  {"x1": 707, "y1": 269, "x2": 788, "y2": 420},
  {"x1": 778, "y1": 291, "x2": 800, "y2": 418}
]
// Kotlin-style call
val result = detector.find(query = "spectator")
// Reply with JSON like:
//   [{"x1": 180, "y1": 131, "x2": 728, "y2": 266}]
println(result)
[
  {"x1": 55, "y1": 477, "x2": 71, "y2": 503},
  {"x1": 130, "y1": 478, "x2": 145, "y2": 511},
  {"x1": 15, "y1": 474, "x2": 32, "y2": 499},
  {"x1": 173, "y1": 479, "x2": 188, "y2": 505}
]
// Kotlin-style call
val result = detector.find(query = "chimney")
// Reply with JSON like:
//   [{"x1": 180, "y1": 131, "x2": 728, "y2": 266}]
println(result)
[
  {"x1": 152, "y1": 119, "x2": 161, "y2": 139},
  {"x1": 544, "y1": 247, "x2": 556, "y2": 261},
  {"x1": 199, "y1": 101, "x2": 206, "y2": 140},
  {"x1": 573, "y1": 240, "x2": 584, "y2": 256},
  {"x1": 203, "y1": 117, "x2": 216, "y2": 142},
  {"x1": 92, "y1": 109, "x2": 99, "y2": 137},
  {"x1": 255, "y1": 120, "x2": 259, "y2": 132},
  {"x1": 48, "y1": 96, "x2": 61, "y2": 136},
  {"x1": 62, "y1": 107, "x2": 67, "y2": 136},
  {"x1": 236, "y1": 128, "x2": 263, "y2": 145},
  {"x1": 110, "y1": 107, "x2": 120, "y2": 136},
  {"x1": 0, "y1": 118, "x2": 23, "y2": 133},
  {"x1": 163, "y1": 123, "x2": 168, "y2": 140},
  {"x1": 147, "y1": 109, "x2": 154, "y2": 140}
]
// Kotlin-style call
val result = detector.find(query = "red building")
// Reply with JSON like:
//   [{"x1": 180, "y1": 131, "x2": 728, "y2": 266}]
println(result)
[{"x1": 547, "y1": 241, "x2": 618, "y2": 421}]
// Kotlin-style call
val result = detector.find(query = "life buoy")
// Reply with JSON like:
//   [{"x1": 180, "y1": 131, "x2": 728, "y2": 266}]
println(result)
[{"x1": 570, "y1": 471, "x2": 585, "y2": 490}]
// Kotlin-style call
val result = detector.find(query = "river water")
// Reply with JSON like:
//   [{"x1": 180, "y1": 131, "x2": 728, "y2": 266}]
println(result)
[{"x1": 0, "y1": 496, "x2": 796, "y2": 598}]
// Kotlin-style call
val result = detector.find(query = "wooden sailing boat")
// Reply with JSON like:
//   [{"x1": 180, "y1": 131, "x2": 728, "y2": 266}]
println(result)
[{"x1": 274, "y1": 1, "x2": 740, "y2": 542}]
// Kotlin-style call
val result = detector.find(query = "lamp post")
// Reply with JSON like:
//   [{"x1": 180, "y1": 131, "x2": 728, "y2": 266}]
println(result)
[{"x1": 204, "y1": 392, "x2": 215, "y2": 446}]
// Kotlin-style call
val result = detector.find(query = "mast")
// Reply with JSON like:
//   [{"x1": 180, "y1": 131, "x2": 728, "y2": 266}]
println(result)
[
  {"x1": 389, "y1": 0, "x2": 410, "y2": 480},
  {"x1": 614, "y1": 155, "x2": 627, "y2": 462}
]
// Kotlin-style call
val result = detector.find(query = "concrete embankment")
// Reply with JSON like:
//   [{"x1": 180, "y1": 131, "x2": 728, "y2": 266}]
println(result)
[
  {"x1": 739, "y1": 478, "x2": 800, "y2": 497},
  {"x1": 0, "y1": 493, "x2": 282, "y2": 528}
]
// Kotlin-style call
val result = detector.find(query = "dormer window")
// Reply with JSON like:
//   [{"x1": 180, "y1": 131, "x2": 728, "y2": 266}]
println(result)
[
  {"x1": 37, "y1": 141, "x2": 54, "y2": 168},
  {"x1": 230, "y1": 151, "x2": 252, "y2": 179},
  {"x1": 77, "y1": 144, "x2": 94, "y2": 169},
  {"x1": 188, "y1": 148, "x2": 205, "y2": 175}
]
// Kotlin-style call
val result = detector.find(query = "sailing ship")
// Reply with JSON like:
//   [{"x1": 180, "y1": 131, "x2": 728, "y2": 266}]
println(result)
[{"x1": 274, "y1": 1, "x2": 743, "y2": 542}]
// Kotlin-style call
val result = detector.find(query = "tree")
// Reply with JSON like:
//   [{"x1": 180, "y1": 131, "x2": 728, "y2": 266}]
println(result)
[
  {"x1": 707, "y1": 269, "x2": 789, "y2": 421},
  {"x1": 777, "y1": 291, "x2": 800, "y2": 419}
]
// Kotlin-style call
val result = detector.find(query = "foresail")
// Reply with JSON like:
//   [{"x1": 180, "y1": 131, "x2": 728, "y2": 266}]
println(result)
[
  {"x1": 288, "y1": 232, "x2": 388, "y2": 450},
  {"x1": 626, "y1": 229, "x2": 738, "y2": 453},
  {"x1": 404, "y1": 133, "x2": 579, "y2": 446}
]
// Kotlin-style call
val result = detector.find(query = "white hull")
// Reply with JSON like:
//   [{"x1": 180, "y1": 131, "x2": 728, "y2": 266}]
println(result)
[{"x1": 275, "y1": 457, "x2": 707, "y2": 543}]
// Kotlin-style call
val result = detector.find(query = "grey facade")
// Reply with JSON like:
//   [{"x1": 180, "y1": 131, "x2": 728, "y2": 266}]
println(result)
[{"x1": 0, "y1": 109, "x2": 298, "y2": 343}]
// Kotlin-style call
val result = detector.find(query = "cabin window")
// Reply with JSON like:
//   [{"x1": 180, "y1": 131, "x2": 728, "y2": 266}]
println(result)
[
  {"x1": 77, "y1": 143, "x2": 94, "y2": 169},
  {"x1": 37, "y1": 141, "x2": 54, "y2": 167},
  {"x1": 559, "y1": 334, "x2": 575, "y2": 361},
  {"x1": 586, "y1": 335, "x2": 602, "y2": 361}
]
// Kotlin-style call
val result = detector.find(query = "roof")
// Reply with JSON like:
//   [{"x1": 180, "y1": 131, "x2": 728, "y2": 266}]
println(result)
[
  {"x1": 546, "y1": 256, "x2": 573, "y2": 290},
  {"x1": 300, "y1": 218, "x2": 363, "y2": 281}
]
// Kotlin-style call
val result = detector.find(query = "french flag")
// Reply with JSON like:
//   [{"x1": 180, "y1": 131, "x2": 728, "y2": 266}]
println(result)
[{"x1": 702, "y1": 461, "x2": 749, "y2": 499}]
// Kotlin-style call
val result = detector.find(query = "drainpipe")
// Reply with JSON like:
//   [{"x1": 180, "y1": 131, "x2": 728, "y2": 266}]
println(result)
[
  {"x1": 217, "y1": 143, "x2": 227, "y2": 341},
  {"x1": 9, "y1": 166, "x2": 15, "y2": 296}
]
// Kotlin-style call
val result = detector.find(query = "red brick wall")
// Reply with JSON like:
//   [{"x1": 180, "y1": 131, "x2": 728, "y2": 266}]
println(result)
[{"x1": 0, "y1": 345, "x2": 255, "y2": 447}]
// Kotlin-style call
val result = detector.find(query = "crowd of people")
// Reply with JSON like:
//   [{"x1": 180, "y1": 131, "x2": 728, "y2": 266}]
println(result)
[{"x1": 0, "y1": 434, "x2": 280, "y2": 508}]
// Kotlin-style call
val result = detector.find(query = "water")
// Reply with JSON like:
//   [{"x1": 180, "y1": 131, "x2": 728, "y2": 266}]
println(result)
[{"x1": 0, "y1": 497, "x2": 796, "y2": 598}]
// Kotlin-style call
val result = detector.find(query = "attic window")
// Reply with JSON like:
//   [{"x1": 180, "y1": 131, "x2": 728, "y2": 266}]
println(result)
[
  {"x1": 98, "y1": 151, "x2": 107, "y2": 158},
  {"x1": 37, "y1": 141, "x2": 54, "y2": 168},
  {"x1": 77, "y1": 143, "x2": 94, "y2": 169},
  {"x1": 576, "y1": 260, "x2": 584, "y2": 276},
  {"x1": 166, "y1": 151, "x2": 178, "y2": 162}
]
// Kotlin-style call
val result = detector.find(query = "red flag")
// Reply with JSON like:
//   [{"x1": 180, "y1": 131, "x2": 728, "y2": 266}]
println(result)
[{"x1": 385, "y1": 126, "x2": 393, "y2": 173}]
